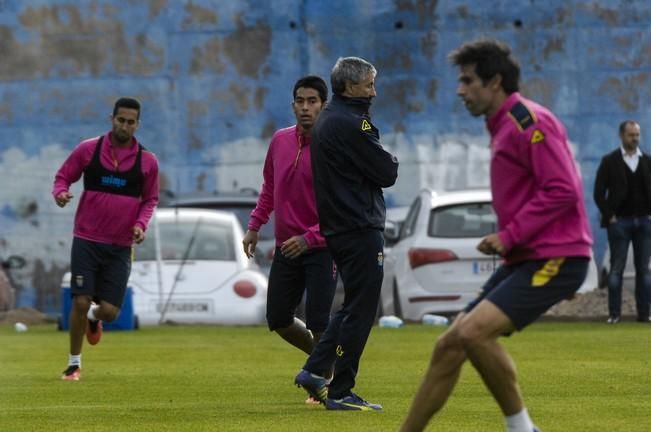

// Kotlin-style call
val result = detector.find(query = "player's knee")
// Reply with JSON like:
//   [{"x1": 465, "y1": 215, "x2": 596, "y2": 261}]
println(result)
[
  {"x1": 456, "y1": 320, "x2": 485, "y2": 349},
  {"x1": 100, "y1": 306, "x2": 120, "y2": 322},
  {"x1": 434, "y1": 328, "x2": 463, "y2": 352}
]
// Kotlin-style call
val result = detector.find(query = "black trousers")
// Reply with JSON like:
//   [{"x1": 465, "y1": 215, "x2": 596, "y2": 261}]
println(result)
[
  {"x1": 266, "y1": 247, "x2": 336, "y2": 332},
  {"x1": 303, "y1": 228, "x2": 384, "y2": 399}
]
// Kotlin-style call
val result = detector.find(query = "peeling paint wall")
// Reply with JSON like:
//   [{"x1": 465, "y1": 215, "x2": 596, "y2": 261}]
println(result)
[{"x1": 0, "y1": 0, "x2": 645, "y2": 312}]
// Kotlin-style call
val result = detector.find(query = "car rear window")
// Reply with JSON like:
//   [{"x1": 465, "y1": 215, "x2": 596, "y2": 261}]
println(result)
[
  {"x1": 134, "y1": 220, "x2": 236, "y2": 261},
  {"x1": 428, "y1": 202, "x2": 496, "y2": 238},
  {"x1": 175, "y1": 203, "x2": 275, "y2": 241}
]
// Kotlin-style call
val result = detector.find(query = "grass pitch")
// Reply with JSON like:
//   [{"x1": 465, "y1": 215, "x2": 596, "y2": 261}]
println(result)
[{"x1": 1, "y1": 321, "x2": 650, "y2": 431}]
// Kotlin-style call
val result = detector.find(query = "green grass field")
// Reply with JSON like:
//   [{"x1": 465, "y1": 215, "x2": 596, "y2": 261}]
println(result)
[{"x1": 1, "y1": 322, "x2": 650, "y2": 431}]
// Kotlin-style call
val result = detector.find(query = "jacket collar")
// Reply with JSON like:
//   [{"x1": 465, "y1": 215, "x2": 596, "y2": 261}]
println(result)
[
  {"x1": 486, "y1": 92, "x2": 521, "y2": 136},
  {"x1": 294, "y1": 126, "x2": 312, "y2": 146},
  {"x1": 331, "y1": 94, "x2": 372, "y2": 115}
]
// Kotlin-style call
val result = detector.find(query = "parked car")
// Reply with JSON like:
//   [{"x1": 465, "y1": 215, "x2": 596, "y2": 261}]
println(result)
[
  {"x1": 127, "y1": 207, "x2": 268, "y2": 325},
  {"x1": 0, "y1": 255, "x2": 27, "y2": 311},
  {"x1": 160, "y1": 189, "x2": 275, "y2": 273},
  {"x1": 380, "y1": 189, "x2": 599, "y2": 321},
  {"x1": 384, "y1": 206, "x2": 410, "y2": 249}
]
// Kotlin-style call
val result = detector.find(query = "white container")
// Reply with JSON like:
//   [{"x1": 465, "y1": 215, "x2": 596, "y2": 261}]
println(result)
[
  {"x1": 422, "y1": 314, "x2": 449, "y2": 326},
  {"x1": 378, "y1": 315, "x2": 403, "y2": 328},
  {"x1": 14, "y1": 322, "x2": 28, "y2": 332}
]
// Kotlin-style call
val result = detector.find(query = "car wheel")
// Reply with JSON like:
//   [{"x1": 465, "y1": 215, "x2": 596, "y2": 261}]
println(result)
[{"x1": 392, "y1": 280, "x2": 403, "y2": 319}]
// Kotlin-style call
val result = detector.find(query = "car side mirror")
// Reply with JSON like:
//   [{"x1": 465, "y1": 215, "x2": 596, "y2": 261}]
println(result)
[
  {"x1": 384, "y1": 220, "x2": 401, "y2": 245},
  {"x1": 2, "y1": 255, "x2": 26, "y2": 270}
]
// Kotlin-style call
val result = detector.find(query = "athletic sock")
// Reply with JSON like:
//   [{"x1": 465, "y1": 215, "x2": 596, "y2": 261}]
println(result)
[
  {"x1": 506, "y1": 408, "x2": 534, "y2": 432},
  {"x1": 87, "y1": 305, "x2": 99, "y2": 321},
  {"x1": 68, "y1": 354, "x2": 81, "y2": 368}
]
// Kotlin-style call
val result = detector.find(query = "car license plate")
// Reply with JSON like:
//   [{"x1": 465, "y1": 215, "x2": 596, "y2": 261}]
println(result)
[
  {"x1": 472, "y1": 260, "x2": 496, "y2": 274},
  {"x1": 155, "y1": 301, "x2": 211, "y2": 313}
]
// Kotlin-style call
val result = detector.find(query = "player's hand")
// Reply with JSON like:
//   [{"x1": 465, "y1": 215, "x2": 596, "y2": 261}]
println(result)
[
  {"x1": 242, "y1": 230, "x2": 259, "y2": 259},
  {"x1": 55, "y1": 191, "x2": 74, "y2": 208},
  {"x1": 280, "y1": 235, "x2": 308, "y2": 259},
  {"x1": 477, "y1": 233, "x2": 505, "y2": 256},
  {"x1": 132, "y1": 226, "x2": 145, "y2": 244}
]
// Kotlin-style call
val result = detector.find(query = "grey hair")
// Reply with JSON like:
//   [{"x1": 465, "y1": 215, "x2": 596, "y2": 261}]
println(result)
[{"x1": 330, "y1": 56, "x2": 377, "y2": 95}]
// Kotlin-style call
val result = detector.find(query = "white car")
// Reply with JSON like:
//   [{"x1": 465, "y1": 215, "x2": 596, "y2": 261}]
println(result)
[
  {"x1": 380, "y1": 189, "x2": 598, "y2": 321},
  {"x1": 130, "y1": 208, "x2": 268, "y2": 325},
  {"x1": 160, "y1": 189, "x2": 276, "y2": 275}
]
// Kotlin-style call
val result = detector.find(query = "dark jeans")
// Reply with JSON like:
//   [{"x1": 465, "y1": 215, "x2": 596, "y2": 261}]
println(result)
[
  {"x1": 303, "y1": 229, "x2": 384, "y2": 399},
  {"x1": 606, "y1": 216, "x2": 651, "y2": 319}
]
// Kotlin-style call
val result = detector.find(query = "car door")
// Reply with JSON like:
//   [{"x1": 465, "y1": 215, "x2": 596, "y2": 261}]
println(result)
[{"x1": 407, "y1": 201, "x2": 497, "y2": 297}]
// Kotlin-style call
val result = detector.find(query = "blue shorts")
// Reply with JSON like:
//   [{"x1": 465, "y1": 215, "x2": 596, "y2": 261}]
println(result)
[
  {"x1": 464, "y1": 257, "x2": 589, "y2": 330},
  {"x1": 69, "y1": 237, "x2": 132, "y2": 308},
  {"x1": 266, "y1": 247, "x2": 337, "y2": 332}
]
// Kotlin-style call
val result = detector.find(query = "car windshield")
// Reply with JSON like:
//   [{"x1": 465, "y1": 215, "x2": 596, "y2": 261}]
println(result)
[
  {"x1": 134, "y1": 219, "x2": 236, "y2": 261},
  {"x1": 428, "y1": 202, "x2": 496, "y2": 238}
]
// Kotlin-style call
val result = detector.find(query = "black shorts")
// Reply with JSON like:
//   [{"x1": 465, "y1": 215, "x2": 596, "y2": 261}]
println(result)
[
  {"x1": 464, "y1": 257, "x2": 589, "y2": 330},
  {"x1": 69, "y1": 237, "x2": 132, "y2": 308},
  {"x1": 266, "y1": 247, "x2": 337, "y2": 332}
]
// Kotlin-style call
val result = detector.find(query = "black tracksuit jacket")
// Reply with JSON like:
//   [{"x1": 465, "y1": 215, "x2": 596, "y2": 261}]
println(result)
[{"x1": 310, "y1": 94, "x2": 399, "y2": 236}]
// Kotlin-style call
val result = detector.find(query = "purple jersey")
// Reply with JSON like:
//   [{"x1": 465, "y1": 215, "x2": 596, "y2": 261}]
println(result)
[
  {"x1": 53, "y1": 132, "x2": 159, "y2": 247},
  {"x1": 486, "y1": 93, "x2": 592, "y2": 264}
]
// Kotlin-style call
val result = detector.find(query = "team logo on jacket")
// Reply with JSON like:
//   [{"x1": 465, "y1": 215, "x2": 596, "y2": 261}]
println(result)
[
  {"x1": 377, "y1": 252, "x2": 384, "y2": 267},
  {"x1": 361, "y1": 119, "x2": 372, "y2": 131},
  {"x1": 336, "y1": 345, "x2": 345, "y2": 357},
  {"x1": 101, "y1": 174, "x2": 127, "y2": 188},
  {"x1": 531, "y1": 129, "x2": 545, "y2": 144},
  {"x1": 75, "y1": 274, "x2": 84, "y2": 288}
]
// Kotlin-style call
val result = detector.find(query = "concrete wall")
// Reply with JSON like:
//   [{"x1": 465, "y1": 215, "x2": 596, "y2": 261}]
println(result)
[{"x1": 0, "y1": 0, "x2": 647, "y2": 312}]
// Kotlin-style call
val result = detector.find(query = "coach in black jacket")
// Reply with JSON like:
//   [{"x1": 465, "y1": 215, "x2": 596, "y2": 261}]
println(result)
[
  {"x1": 294, "y1": 56, "x2": 398, "y2": 411},
  {"x1": 593, "y1": 120, "x2": 651, "y2": 323}
]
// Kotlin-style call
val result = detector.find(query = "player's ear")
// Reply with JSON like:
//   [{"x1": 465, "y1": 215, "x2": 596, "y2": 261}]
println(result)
[{"x1": 489, "y1": 74, "x2": 502, "y2": 91}]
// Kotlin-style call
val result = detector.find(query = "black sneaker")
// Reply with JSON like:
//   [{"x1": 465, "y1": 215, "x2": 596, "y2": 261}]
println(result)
[
  {"x1": 61, "y1": 365, "x2": 81, "y2": 381},
  {"x1": 294, "y1": 369, "x2": 328, "y2": 404},
  {"x1": 325, "y1": 392, "x2": 382, "y2": 411}
]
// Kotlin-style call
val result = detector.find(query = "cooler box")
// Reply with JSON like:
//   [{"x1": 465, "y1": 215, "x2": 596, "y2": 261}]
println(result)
[{"x1": 59, "y1": 286, "x2": 136, "y2": 331}]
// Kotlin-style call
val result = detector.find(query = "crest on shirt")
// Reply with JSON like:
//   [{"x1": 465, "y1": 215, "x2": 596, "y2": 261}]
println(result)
[
  {"x1": 75, "y1": 274, "x2": 84, "y2": 288},
  {"x1": 361, "y1": 119, "x2": 372, "y2": 131},
  {"x1": 531, "y1": 129, "x2": 545, "y2": 144}
]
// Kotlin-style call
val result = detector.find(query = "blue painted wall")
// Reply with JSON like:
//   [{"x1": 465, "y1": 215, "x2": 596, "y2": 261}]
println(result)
[{"x1": 0, "y1": 0, "x2": 646, "y2": 311}]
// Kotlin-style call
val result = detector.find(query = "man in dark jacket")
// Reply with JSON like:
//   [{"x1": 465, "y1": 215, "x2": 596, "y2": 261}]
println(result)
[
  {"x1": 594, "y1": 120, "x2": 651, "y2": 323},
  {"x1": 294, "y1": 56, "x2": 399, "y2": 411}
]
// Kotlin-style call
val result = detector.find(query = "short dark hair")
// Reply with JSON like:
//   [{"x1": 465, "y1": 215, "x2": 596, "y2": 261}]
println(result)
[
  {"x1": 113, "y1": 97, "x2": 141, "y2": 119},
  {"x1": 619, "y1": 120, "x2": 639, "y2": 134},
  {"x1": 449, "y1": 39, "x2": 520, "y2": 94},
  {"x1": 293, "y1": 75, "x2": 328, "y2": 103},
  {"x1": 330, "y1": 57, "x2": 376, "y2": 95}
]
